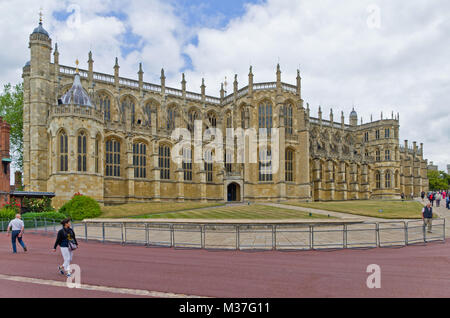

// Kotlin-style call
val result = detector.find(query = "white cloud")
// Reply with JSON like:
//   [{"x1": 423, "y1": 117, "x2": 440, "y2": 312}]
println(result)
[
  {"x1": 0, "y1": 0, "x2": 449, "y2": 171},
  {"x1": 183, "y1": 0, "x2": 450, "y2": 170}
]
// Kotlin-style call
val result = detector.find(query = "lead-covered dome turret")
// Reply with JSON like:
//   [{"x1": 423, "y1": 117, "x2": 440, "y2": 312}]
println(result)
[
  {"x1": 60, "y1": 73, "x2": 93, "y2": 107},
  {"x1": 32, "y1": 21, "x2": 49, "y2": 37}
]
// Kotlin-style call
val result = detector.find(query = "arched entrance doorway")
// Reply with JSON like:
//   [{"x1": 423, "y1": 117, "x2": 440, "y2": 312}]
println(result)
[{"x1": 227, "y1": 183, "x2": 241, "y2": 202}]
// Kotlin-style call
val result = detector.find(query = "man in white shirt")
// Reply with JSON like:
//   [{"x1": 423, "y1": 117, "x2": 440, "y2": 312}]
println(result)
[{"x1": 6, "y1": 214, "x2": 27, "y2": 253}]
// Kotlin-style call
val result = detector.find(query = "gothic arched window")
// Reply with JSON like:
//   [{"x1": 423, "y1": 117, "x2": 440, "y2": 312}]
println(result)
[
  {"x1": 133, "y1": 142, "x2": 147, "y2": 178},
  {"x1": 204, "y1": 150, "x2": 213, "y2": 183},
  {"x1": 95, "y1": 134, "x2": 100, "y2": 173},
  {"x1": 77, "y1": 131, "x2": 87, "y2": 172},
  {"x1": 100, "y1": 94, "x2": 111, "y2": 121},
  {"x1": 259, "y1": 147, "x2": 272, "y2": 181},
  {"x1": 167, "y1": 107, "x2": 176, "y2": 130},
  {"x1": 159, "y1": 144, "x2": 171, "y2": 180},
  {"x1": 143, "y1": 103, "x2": 152, "y2": 127},
  {"x1": 285, "y1": 148, "x2": 294, "y2": 182},
  {"x1": 385, "y1": 171, "x2": 391, "y2": 188},
  {"x1": 226, "y1": 112, "x2": 232, "y2": 129},
  {"x1": 122, "y1": 97, "x2": 135, "y2": 124},
  {"x1": 207, "y1": 112, "x2": 217, "y2": 129},
  {"x1": 375, "y1": 171, "x2": 381, "y2": 189},
  {"x1": 284, "y1": 104, "x2": 293, "y2": 135},
  {"x1": 106, "y1": 139, "x2": 121, "y2": 177},
  {"x1": 188, "y1": 109, "x2": 199, "y2": 132},
  {"x1": 183, "y1": 147, "x2": 192, "y2": 181},
  {"x1": 58, "y1": 130, "x2": 68, "y2": 172}
]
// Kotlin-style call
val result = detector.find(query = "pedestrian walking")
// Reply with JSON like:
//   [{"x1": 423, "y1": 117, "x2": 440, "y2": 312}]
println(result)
[
  {"x1": 6, "y1": 214, "x2": 27, "y2": 254},
  {"x1": 421, "y1": 191, "x2": 425, "y2": 201},
  {"x1": 401, "y1": 192, "x2": 405, "y2": 201},
  {"x1": 410, "y1": 192, "x2": 414, "y2": 200},
  {"x1": 436, "y1": 192, "x2": 442, "y2": 207},
  {"x1": 429, "y1": 193, "x2": 434, "y2": 206},
  {"x1": 53, "y1": 218, "x2": 78, "y2": 277},
  {"x1": 422, "y1": 203, "x2": 433, "y2": 233},
  {"x1": 446, "y1": 195, "x2": 450, "y2": 210}
]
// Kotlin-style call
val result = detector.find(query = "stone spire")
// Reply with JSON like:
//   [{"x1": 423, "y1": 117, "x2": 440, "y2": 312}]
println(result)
[
  {"x1": 88, "y1": 51, "x2": 94, "y2": 85},
  {"x1": 248, "y1": 66, "x2": 254, "y2": 96},
  {"x1": 296, "y1": 69, "x2": 301, "y2": 98},
  {"x1": 160, "y1": 68, "x2": 166, "y2": 93},
  {"x1": 220, "y1": 82, "x2": 225, "y2": 101},
  {"x1": 276, "y1": 63, "x2": 281, "y2": 88},
  {"x1": 114, "y1": 57, "x2": 119, "y2": 88},
  {"x1": 201, "y1": 78, "x2": 205, "y2": 101},
  {"x1": 53, "y1": 43, "x2": 59, "y2": 64},
  {"x1": 138, "y1": 63, "x2": 143, "y2": 90},
  {"x1": 181, "y1": 73, "x2": 186, "y2": 93}
]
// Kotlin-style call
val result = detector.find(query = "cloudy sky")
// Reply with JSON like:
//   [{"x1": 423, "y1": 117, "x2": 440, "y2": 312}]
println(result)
[{"x1": 0, "y1": 0, "x2": 449, "y2": 171}]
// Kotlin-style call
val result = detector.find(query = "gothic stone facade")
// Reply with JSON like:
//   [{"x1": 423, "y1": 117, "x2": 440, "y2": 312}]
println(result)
[{"x1": 22, "y1": 22, "x2": 429, "y2": 207}]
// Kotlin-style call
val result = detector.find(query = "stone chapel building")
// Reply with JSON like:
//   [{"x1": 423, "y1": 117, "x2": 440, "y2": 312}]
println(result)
[{"x1": 22, "y1": 20, "x2": 429, "y2": 207}]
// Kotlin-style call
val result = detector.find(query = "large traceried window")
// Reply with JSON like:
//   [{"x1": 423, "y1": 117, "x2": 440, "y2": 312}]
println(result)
[
  {"x1": 385, "y1": 171, "x2": 391, "y2": 188},
  {"x1": 58, "y1": 130, "x2": 68, "y2": 172},
  {"x1": 376, "y1": 150, "x2": 381, "y2": 162},
  {"x1": 106, "y1": 139, "x2": 121, "y2": 177},
  {"x1": 285, "y1": 148, "x2": 294, "y2": 182},
  {"x1": 259, "y1": 101, "x2": 273, "y2": 135},
  {"x1": 364, "y1": 132, "x2": 369, "y2": 142},
  {"x1": 207, "y1": 112, "x2": 217, "y2": 129},
  {"x1": 385, "y1": 128, "x2": 390, "y2": 138},
  {"x1": 167, "y1": 107, "x2": 176, "y2": 130},
  {"x1": 143, "y1": 103, "x2": 152, "y2": 127},
  {"x1": 284, "y1": 104, "x2": 293, "y2": 135},
  {"x1": 77, "y1": 131, "x2": 87, "y2": 172},
  {"x1": 95, "y1": 134, "x2": 100, "y2": 173},
  {"x1": 375, "y1": 171, "x2": 381, "y2": 189},
  {"x1": 133, "y1": 142, "x2": 147, "y2": 178},
  {"x1": 183, "y1": 147, "x2": 192, "y2": 181},
  {"x1": 122, "y1": 96, "x2": 135, "y2": 124},
  {"x1": 188, "y1": 109, "x2": 199, "y2": 132},
  {"x1": 385, "y1": 150, "x2": 391, "y2": 161},
  {"x1": 226, "y1": 112, "x2": 232, "y2": 129},
  {"x1": 159, "y1": 144, "x2": 171, "y2": 180},
  {"x1": 225, "y1": 151, "x2": 233, "y2": 173},
  {"x1": 204, "y1": 150, "x2": 213, "y2": 183},
  {"x1": 100, "y1": 94, "x2": 111, "y2": 121},
  {"x1": 259, "y1": 147, "x2": 272, "y2": 182},
  {"x1": 240, "y1": 108, "x2": 245, "y2": 129}
]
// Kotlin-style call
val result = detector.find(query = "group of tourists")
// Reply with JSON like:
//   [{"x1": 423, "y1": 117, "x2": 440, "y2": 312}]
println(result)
[
  {"x1": 6, "y1": 214, "x2": 78, "y2": 278},
  {"x1": 422, "y1": 190, "x2": 450, "y2": 208}
]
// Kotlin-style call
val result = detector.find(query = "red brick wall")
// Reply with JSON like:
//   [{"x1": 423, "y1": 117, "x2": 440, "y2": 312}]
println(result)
[{"x1": 0, "y1": 117, "x2": 11, "y2": 206}]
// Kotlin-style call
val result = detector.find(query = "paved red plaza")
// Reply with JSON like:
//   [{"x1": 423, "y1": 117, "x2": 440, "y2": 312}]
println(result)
[{"x1": 1, "y1": 233, "x2": 449, "y2": 298}]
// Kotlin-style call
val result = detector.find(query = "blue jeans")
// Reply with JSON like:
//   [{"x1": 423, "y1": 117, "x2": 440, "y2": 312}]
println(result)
[{"x1": 11, "y1": 230, "x2": 26, "y2": 253}]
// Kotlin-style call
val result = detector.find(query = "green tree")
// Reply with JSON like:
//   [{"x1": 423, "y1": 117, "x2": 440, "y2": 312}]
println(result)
[
  {"x1": 427, "y1": 170, "x2": 449, "y2": 191},
  {"x1": 0, "y1": 83, "x2": 23, "y2": 171}
]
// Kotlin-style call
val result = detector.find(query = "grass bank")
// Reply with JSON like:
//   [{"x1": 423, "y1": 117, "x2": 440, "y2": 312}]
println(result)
[{"x1": 282, "y1": 200, "x2": 424, "y2": 219}]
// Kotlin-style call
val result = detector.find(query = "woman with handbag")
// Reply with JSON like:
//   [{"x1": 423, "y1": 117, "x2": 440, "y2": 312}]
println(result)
[{"x1": 53, "y1": 218, "x2": 78, "y2": 277}]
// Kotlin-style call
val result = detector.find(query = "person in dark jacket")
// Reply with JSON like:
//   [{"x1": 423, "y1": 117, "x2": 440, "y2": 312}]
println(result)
[
  {"x1": 53, "y1": 218, "x2": 78, "y2": 277},
  {"x1": 422, "y1": 203, "x2": 433, "y2": 233}
]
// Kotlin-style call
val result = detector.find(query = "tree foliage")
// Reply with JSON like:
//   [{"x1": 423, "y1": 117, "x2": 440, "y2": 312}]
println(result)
[
  {"x1": 0, "y1": 83, "x2": 23, "y2": 171},
  {"x1": 427, "y1": 170, "x2": 450, "y2": 191}
]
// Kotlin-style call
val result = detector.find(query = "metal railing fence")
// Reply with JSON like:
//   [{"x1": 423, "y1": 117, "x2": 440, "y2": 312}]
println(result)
[{"x1": 1, "y1": 218, "x2": 445, "y2": 251}]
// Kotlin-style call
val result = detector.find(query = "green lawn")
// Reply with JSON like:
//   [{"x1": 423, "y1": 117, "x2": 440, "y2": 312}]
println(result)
[
  {"x1": 134, "y1": 204, "x2": 330, "y2": 219},
  {"x1": 100, "y1": 202, "x2": 223, "y2": 218},
  {"x1": 282, "y1": 200, "x2": 425, "y2": 219}
]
